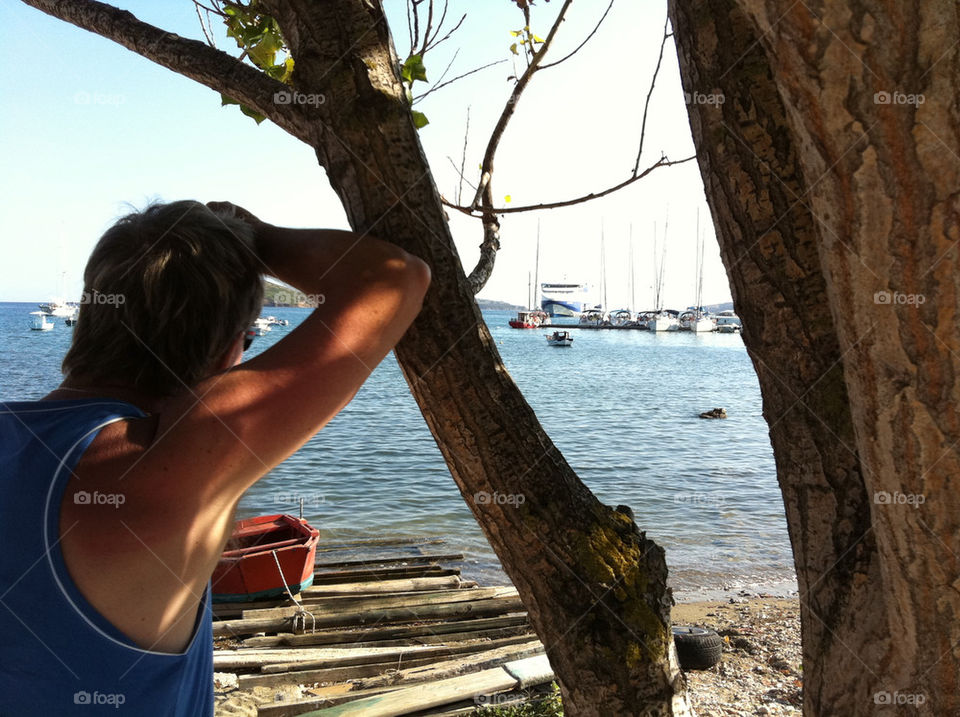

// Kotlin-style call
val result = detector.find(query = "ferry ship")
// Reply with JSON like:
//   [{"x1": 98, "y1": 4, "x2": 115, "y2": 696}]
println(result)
[{"x1": 540, "y1": 282, "x2": 590, "y2": 318}]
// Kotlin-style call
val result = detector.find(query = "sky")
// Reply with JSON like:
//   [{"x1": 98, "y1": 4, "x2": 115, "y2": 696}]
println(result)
[{"x1": 0, "y1": 0, "x2": 731, "y2": 310}]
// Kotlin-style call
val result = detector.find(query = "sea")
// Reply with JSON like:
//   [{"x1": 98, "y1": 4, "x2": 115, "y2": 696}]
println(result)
[{"x1": 0, "y1": 302, "x2": 797, "y2": 601}]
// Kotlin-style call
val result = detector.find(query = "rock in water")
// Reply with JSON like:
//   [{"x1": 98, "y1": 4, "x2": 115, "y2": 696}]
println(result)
[{"x1": 699, "y1": 408, "x2": 727, "y2": 419}]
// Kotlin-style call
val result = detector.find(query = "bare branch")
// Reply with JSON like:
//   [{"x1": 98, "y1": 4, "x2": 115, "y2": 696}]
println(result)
[
  {"x1": 22, "y1": 0, "x2": 313, "y2": 143},
  {"x1": 538, "y1": 0, "x2": 615, "y2": 71},
  {"x1": 468, "y1": 0, "x2": 575, "y2": 211},
  {"x1": 415, "y1": 58, "x2": 507, "y2": 103},
  {"x1": 633, "y1": 14, "x2": 671, "y2": 175},
  {"x1": 446, "y1": 155, "x2": 697, "y2": 216},
  {"x1": 455, "y1": 107, "x2": 472, "y2": 204}
]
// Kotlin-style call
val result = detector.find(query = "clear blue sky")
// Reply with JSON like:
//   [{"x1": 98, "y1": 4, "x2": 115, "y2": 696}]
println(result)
[{"x1": 0, "y1": 0, "x2": 732, "y2": 310}]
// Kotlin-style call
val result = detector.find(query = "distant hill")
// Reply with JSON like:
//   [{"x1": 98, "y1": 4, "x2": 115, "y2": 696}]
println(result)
[
  {"x1": 477, "y1": 298, "x2": 524, "y2": 311},
  {"x1": 262, "y1": 280, "x2": 319, "y2": 307},
  {"x1": 703, "y1": 301, "x2": 735, "y2": 313},
  {"x1": 264, "y1": 280, "x2": 522, "y2": 311}
]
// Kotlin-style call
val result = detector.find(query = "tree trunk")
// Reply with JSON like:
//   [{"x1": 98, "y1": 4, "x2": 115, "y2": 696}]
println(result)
[
  {"x1": 670, "y1": 0, "x2": 960, "y2": 713},
  {"x1": 255, "y1": 1, "x2": 691, "y2": 714}
]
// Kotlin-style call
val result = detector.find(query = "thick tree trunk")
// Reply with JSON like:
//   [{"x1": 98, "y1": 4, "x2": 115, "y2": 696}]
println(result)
[
  {"x1": 671, "y1": 0, "x2": 960, "y2": 714},
  {"x1": 257, "y1": 1, "x2": 691, "y2": 714}
]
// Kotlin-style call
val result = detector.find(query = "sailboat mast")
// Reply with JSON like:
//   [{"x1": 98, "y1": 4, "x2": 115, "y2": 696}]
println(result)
[
  {"x1": 534, "y1": 219, "x2": 541, "y2": 313},
  {"x1": 600, "y1": 221, "x2": 607, "y2": 311},
  {"x1": 628, "y1": 224, "x2": 635, "y2": 314}
]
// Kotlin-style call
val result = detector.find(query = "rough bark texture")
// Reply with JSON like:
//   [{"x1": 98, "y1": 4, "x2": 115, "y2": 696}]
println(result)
[
  {"x1": 254, "y1": 3, "x2": 694, "y2": 714},
  {"x1": 671, "y1": 0, "x2": 960, "y2": 714}
]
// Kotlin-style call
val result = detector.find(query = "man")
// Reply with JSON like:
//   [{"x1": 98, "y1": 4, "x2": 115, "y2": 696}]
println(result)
[{"x1": 0, "y1": 200, "x2": 430, "y2": 715}]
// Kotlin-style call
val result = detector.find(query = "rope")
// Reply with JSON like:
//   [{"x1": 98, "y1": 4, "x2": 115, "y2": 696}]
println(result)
[{"x1": 271, "y1": 549, "x2": 316, "y2": 633}]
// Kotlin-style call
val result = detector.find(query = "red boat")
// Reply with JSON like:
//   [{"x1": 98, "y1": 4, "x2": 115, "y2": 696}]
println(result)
[
  {"x1": 508, "y1": 310, "x2": 546, "y2": 329},
  {"x1": 211, "y1": 514, "x2": 320, "y2": 603}
]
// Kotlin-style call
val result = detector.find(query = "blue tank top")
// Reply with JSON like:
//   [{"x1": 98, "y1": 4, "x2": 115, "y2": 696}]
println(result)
[{"x1": 0, "y1": 398, "x2": 214, "y2": 716}]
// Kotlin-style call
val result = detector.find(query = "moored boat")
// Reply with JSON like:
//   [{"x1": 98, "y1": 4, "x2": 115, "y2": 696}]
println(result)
[
  {"x1": 29, "y1": 311, "x2": 54, "y2": 331},
  {"x1": 211, "y1": 514, "x2": 320, "y2": 602},
  {"x1": 545, "y1": 330, "x2": 574, "y2": 346},
  {"x1": 508, "y1": 310, "x2": 544, "y2": 329}
]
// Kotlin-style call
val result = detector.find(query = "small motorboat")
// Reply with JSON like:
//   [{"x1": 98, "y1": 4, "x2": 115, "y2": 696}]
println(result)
[
  {"x1": 29, "y1": 311, "x2": 54, "y2": 331},
  {"x1": 211, "y1": 514, "x2": 320, "y2": 603},
  {"x1": 546, "y1": 330, "x2": 574, "y2": 347}
]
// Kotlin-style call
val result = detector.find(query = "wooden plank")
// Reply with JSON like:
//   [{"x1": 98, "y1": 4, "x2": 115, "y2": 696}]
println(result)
[
  {"x1": 312, "y1": 566, "x2": 457, "y2": 584},
  {"x1": 352, "y1": 640, "x2": 545, "y2": 690},
  {"x1": 277, "y1": 625, "x2": 534, "y2": 652},
  {"x1": 257, "y1": 686, "x2": 403, "y2": 717},
  {"x1": 244, "y1": 587, "x2": 518, "y2": 620},
  {"x1": 239, "y1": 655, "x2": 442, "y2": 690},
  {"x1": 217, "y1": 595, "x2": 523, "y2": 638},
  {"x1": 253, "y1": 642, "x2": 545, "y2": 717},
  {"x1": 314, "y1": 537, "x2": 444, "y2": 550},
  {"x1": 313, "y1": 553, "x2": 464, "y2": 569},
  {"x1": 301, "y1": 576, "x2": 462, "y2": 596},
  {"x1": 282, "y1": 615, "x2": 530, "y2": 647},
  {"x1": 302, "y1": 655, "x2": 553, "y2": 717},
  {"x1": 261, "y1": 635, "x2": 537, "y2": 674},
  {"x1": 299, "y1": 665, "x2": 519, "y2": 717}
]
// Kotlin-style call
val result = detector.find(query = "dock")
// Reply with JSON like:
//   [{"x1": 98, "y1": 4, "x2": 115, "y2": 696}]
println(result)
[{"x1": 212, "y1": 536, "x2": 554, "y2": 716}]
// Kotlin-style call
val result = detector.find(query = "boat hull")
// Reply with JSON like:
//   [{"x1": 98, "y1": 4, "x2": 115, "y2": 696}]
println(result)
[{"x1": 212, "y1": 514, "x2": 320, "y2": 602}]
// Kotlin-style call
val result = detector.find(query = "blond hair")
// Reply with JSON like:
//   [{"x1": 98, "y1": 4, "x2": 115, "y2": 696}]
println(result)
[{"x1": 62, "y1": 201, "x2": 263, "y2": 395}]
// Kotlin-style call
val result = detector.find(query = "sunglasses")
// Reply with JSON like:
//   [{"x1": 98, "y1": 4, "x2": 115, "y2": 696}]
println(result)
[{"x1": 243, "y1": 329, "x2": 256, "y2": 352}]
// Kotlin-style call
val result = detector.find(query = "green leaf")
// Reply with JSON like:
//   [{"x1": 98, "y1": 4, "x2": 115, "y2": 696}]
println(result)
[
  {"x1": 401, "y1": 53, "x2": 428, "y2": 87},
  {"x1": 533, "y1": 34, "x2": 545, "y2": 43},
  {"x1": 220, "y1": 93, "x2": 240, "y2": 107},
  {"x1": 504, "y1": 194, "x2": 512, "y2": 203},
  {"x1": 239, "y1": 104, "x2": 267, "y2": 124},
  {"x1": 509, "y1": 43, "x2": 518, "y2": 55},
  {"x1": 411, "y1": 110, "x2": 429, "y2": 129},
  {"x1": 509, "y1": 30, "x2": 521, "y2": 37}
]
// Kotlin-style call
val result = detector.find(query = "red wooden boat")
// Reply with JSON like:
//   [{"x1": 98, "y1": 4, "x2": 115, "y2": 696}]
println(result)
[
  {"x1": 211, "y1": 514, "x2": 320, "y2": 603},
  {"x1": 508, "y1": 310, "x2": 546, "y2": 329}
]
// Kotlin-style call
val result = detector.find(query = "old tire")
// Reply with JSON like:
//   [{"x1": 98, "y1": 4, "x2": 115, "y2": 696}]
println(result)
[{"x1": 672, "y1": 625, "x2": 723, "y2": 670}]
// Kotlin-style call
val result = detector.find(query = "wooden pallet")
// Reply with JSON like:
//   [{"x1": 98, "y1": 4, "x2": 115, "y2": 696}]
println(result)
[{"x1": 212, "y1": 536, "x2": 552, "y2": 717}]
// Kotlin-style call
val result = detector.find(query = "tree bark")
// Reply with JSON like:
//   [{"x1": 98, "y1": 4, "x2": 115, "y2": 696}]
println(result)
[
  {"x1": 19, "y1": 0, "x2": 694, "y2": 713},
  {"x1": 670, "y1": 0, "x2": 960, "y2": 713}
]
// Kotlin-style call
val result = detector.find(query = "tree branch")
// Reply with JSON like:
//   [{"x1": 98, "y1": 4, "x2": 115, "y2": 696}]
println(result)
[
  {"x1": 634, "y1": 14, "x2": 671, "y2": 174},
  {"x1": 21, "y1": 0, "x2": 314, "y2": 143},
  {"x1": 445, "y1": 155, "x2": 696, "y2": 216},
  {"x1": 538, "y1": 0, "x2": 615, "y2": 71}
]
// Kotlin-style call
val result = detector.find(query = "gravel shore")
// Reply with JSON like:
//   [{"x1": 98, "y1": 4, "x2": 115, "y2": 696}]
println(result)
[
  {"x1": 673, "y1": 597, "x2": 802, "y2": 716},
  {"x1": 215, "y1": 596, "x2": 802, "y2": 716}
]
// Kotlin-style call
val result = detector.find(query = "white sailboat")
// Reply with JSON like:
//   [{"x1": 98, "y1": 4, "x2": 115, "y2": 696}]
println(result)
[
  {"x1": 690, "y1": 209, "x2": 716, "y2": 332},
  {"x1": 646, "y1": 216, "x2": 678, "y2": 331}
]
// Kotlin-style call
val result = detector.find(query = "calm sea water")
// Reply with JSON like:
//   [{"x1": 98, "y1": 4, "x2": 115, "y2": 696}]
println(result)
[{"x1": 0, "y1": 302, "x2": 796, "y2": 599}]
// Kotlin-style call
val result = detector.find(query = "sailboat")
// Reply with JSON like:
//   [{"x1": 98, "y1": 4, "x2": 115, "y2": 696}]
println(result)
[
  {"x1": 509, "y1": 221, "x2": 548, "y2": 328},
  {"x1": 646, "y1": 215, "x2": 678, "y2": 331},
  {"x1": 689, "y1": 209, "x2": 716, "y2": 332}
]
